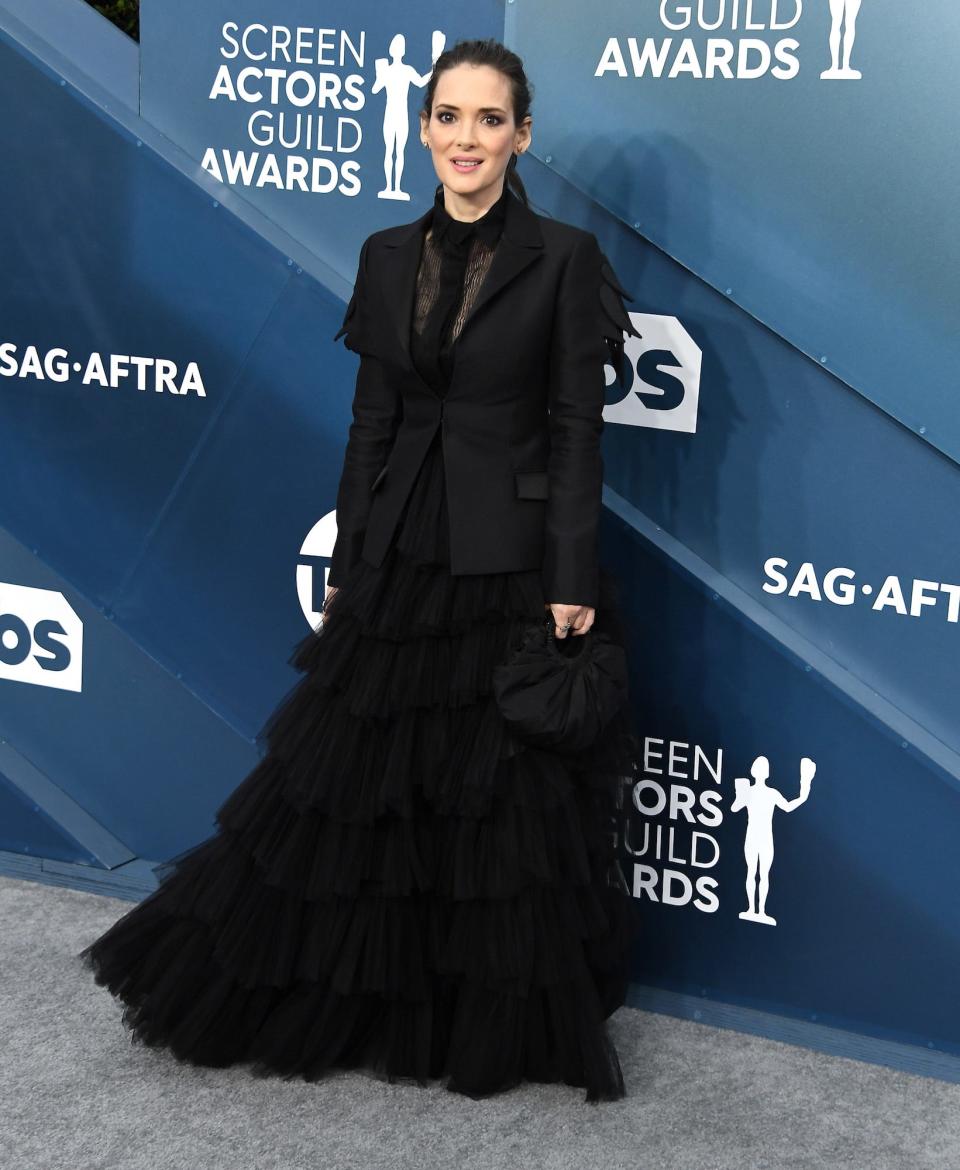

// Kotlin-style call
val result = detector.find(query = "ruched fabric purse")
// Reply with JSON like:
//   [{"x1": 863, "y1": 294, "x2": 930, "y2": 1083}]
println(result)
[{"x1": 492, "y1": 613, "x2": 630, "y2": 753}]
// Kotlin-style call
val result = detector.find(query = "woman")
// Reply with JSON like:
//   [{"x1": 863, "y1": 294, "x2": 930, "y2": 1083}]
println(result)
[{"x1": 79, "y1": 38, "x2": 641, "y2": 1104}]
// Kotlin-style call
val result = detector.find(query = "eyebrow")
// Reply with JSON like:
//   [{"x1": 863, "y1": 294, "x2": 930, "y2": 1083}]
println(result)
[{"x1": 434, "y1": 104, "x2": 508, "y2": 114}]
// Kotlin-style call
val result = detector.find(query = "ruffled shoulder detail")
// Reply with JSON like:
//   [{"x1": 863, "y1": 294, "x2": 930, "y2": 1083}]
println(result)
[
  {"x1": 597, "y1": 248, "x2": 641, "y2": 390},
  {"x1": 333, "y1": 285, "x2": 362, "y2": 354}
]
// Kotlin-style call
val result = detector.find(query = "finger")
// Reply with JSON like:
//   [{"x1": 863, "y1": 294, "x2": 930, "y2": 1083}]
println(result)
[
  {"x1": 572, "y1": 608, "x2": 595, "y2": 635},
  {"x1": 554, "y1": 616, "x2": 571, "y2": 638}
]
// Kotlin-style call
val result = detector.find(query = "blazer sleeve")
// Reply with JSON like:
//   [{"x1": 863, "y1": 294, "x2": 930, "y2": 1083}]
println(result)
[
  {"x1": 328, "y1": 236, "x2": 402, "y2": 587},
  {"x1": 542, "y1": 230, "x2": 641, "y2": 609}
]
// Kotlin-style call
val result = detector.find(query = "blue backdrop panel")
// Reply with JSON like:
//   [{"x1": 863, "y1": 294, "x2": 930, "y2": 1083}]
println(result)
[
  {"x1": 508, "y1": 0, "x2": 960, "y2": 466},
  {"x1": 592, "y1": 209, "x2": 960, "y2": 759},
  {"x1": 0, "y1": 524, "x2": 256, "y2": 864},
  {"x1": 0, "y1": 38, "x2": 288, "y2": 603},
  {"x1": 140, "y1": 0, "x2": 505, "y2": 285},
  {"x1": 610, "y1": 517, "x2": 960, "y2": 1056},
  {"x1": 0, "y1": 770, "x2": 100, "y2": 865},
  {"x1": 0, "y1": 19, "x2": 358, "y2": 864},
  {"x1": 113, "y1": 274, "x2": 358, "y2": 732}
]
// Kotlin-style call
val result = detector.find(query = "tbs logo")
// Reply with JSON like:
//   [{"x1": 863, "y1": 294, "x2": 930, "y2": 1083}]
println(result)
[{"x1": 0, "y1": 583, "x2": 83, "y2": 692}]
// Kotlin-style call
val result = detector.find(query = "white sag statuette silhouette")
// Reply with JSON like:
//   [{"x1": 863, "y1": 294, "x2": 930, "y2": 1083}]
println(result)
[
  {"x1": 730, "y1": 755, "x2": 815, "y2": 926},
  {"x1": 373, "y1": 31, "x2": 446, "y2": 201},
  {"x1": 820, "y1": 0, "x2": 863, "y2": 79}
]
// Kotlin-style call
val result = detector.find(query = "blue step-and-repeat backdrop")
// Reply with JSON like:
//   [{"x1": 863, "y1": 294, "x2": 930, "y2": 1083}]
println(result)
[{"x1": 1, "y1": 0, "x2": 959, "y2": 1076}]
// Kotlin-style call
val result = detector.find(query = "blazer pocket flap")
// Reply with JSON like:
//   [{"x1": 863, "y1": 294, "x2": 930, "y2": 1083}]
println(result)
[
  {"x1": 515, "y1": 470, "x2": 549, "y2": 499},
  {"x1": 371, "y1": 464, "x2": 388, "y2": 493}
]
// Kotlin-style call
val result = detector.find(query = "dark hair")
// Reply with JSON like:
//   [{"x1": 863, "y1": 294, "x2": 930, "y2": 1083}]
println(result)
[{"x1": 419, "y1": 38, "x2": 534, "y2": 207}]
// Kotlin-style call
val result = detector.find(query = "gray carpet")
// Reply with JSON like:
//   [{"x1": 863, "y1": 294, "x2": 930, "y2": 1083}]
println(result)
[{"x1": 3, "y1": 873, "x2": 958, "y2": 1170}]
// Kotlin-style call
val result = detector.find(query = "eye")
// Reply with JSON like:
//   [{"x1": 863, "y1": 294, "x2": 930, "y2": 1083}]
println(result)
[{"x1": 435, "y1": 112, "x2": 503, "y2": 126}]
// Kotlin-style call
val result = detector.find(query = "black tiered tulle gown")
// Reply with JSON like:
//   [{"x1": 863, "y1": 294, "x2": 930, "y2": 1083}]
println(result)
[{"x1": 78, "y1": 185, "x2": 641, "y2": 1103}]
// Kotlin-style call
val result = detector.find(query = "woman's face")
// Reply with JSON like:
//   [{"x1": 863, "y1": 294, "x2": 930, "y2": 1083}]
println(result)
[{"x1": 421, "y1": 64, "x2": 531, "y2": 212}]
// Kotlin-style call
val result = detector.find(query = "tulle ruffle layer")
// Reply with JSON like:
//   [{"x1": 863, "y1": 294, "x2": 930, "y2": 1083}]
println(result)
[{"x1": 78, "y1": 437, "x2": 639, "y2": 1103}]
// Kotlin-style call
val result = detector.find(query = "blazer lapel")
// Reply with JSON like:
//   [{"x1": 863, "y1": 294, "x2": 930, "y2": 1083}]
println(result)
[{"x1": 380, "y1": 189, "x2": 544, "y2": 391}]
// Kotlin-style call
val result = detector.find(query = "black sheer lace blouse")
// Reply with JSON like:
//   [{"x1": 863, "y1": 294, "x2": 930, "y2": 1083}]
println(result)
[{"x1": 410, "y1": 181, "x2": 511, "y2": 396}]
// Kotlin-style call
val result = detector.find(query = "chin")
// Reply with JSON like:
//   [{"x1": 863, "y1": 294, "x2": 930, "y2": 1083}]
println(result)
[{"x1": 445, "y1": 168, "x2": 505, "y2": 194}]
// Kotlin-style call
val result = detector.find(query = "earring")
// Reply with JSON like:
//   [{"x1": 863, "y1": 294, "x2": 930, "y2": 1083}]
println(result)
[{"x1": 422, "y1": 141, "x2": 430, "y2": 149}]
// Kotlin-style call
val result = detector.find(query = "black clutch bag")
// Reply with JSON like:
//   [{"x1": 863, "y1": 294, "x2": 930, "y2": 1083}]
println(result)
[{"x1": 492, "y1": 614, "x2": 630, "y2": 753}]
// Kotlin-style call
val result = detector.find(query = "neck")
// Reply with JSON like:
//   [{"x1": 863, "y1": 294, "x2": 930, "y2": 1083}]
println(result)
[{"x1": 441, "y1": 180, "x2": 507, "y2": 223}]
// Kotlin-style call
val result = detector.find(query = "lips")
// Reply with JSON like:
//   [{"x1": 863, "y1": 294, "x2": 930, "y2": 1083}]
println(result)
[{"x1": 452, "y1": 158, "x2": 482, "y2": 169}]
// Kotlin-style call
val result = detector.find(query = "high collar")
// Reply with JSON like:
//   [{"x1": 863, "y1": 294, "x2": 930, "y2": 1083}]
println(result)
[{"x1": 428, "y1": 181, "x2": 511, "y2": 252}]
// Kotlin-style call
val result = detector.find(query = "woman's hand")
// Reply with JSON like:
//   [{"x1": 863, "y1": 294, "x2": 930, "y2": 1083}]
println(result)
[
  {"x1": 321, "y1": 584, "x2": 339, "y2": 625},
  {"x1": 545, "y1": 601, "x2": 595, "y2": 638}
]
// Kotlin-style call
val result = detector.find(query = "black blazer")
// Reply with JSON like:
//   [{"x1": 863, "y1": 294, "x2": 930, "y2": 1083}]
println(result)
[{"x1": 330, "y1": 190, "x2": 639, "y2": 609}]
